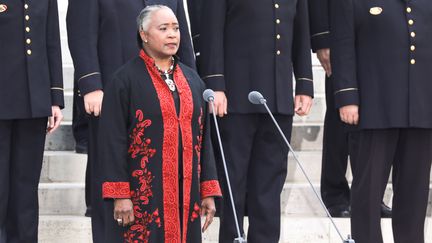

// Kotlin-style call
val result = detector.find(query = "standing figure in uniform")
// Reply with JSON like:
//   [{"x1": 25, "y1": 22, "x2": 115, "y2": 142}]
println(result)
[
  {"x1": 0, "y1": 0, "x2": 64, "y2": 242},
  {"x1": 331, "y1": 0, "x2": 432, "y2": 242},
  {"x1": 199, "y1": 0, "x2": 313, "y2": 242},
  {"x1": 66, "y1": 0, "x2": 195, "y2": 241},
  {"x1": 308, "y1": 0, "x2": 392, "y2": 218},
  {"x1": 99, "y1": 6, "x2": 222, "y2": 242}
]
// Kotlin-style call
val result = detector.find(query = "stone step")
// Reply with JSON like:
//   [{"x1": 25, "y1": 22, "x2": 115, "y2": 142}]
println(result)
[
  {"x1": 38, "y1": 215, "x2": 432, "y2": 243},
  {"x1": 44, "y1": 123, "x2": 325, "y2": 151},
  {"x1": 38, "y1": 182, "x2": 431, "y2": 217}
]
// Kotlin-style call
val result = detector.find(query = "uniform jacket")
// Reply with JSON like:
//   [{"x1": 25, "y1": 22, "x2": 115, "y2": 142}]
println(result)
[
  {"x1": 330, "y1": 0, "x2": 432, "y2": 129},
  {"x1": 308, "y1": 0, "x2": 330, "y2": 52},
  {"x1": 0, "y1": 0, "x2": 64, "y2": 119},
  {"x1": 66, "y1": 0, "x2": 195, "y2": 96},
  {"x1": 99, "y1": 51, "x2": 221, "y2": 243},
  {"x1": 199, "y1": 0, "x2": 314, "y2": 115}
]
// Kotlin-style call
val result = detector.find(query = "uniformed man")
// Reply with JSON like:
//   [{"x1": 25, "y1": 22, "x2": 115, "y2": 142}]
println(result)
[
  {"x1": 330, "y1": 0, "x2": 432, "y2": 242},
  {"x1": 66, "y1": 0, "x2": 195, "y2": 242},
  {"x1": 308, "y1": 0, "x2": 392, "y2": 218},
  {"x1": 199, "y1": 1, "x2": 313, "y2": 242},
  {"x1": 0, "y1": 0, "x2": 64, "y2": 242}
]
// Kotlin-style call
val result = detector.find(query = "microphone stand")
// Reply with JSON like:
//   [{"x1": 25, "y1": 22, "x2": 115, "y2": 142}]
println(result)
[
  {"x1": 250, "y1": 92, "x2": 354, "y2": 243},
  {"x1": 205, "y1": 94, "x2": 247, "y2": 243}
]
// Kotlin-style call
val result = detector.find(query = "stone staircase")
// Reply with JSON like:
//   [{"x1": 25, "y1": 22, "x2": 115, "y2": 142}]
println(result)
[{"x1": 37, "y1": 1, "x2": 432, "y2": 242}]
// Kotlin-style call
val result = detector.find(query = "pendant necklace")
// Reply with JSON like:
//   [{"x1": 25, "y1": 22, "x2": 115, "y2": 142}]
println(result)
[{"x1": 156, "y1": 58, "x2": 176, "y2": 92}]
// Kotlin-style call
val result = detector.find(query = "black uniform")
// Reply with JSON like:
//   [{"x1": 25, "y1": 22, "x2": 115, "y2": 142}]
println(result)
[
  {"x1": 199, "y1": 0, "x2": 313, "y2": 242},
  {"x1": 0, "y1": 0, "x2": 64, "y2": 242},
  {"x1": 308, "y1": 0, "x2": 352, "y2": 211},
  {"x1": 330, "y1": 0, "x2": 432, "y2": 242},
  {"x1": 66, "y1": 0, "x2": 195, "y2": 242}
]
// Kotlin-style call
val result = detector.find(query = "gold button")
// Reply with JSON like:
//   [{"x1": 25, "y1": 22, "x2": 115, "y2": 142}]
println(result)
[
  {"x1": 25, "y1": 15, "x2": 30, "y2": 21},
  {"x1": 27, "y1": 49, "x2": 32, "y2": 55},
  {"x1": 276, "y1": 19, "x2": 281, "y2": 24},
  {"x1": 276, "y1": 50, "x2": 281, "y2": 55},
  {"x1": 410, "y1": 59, "x2": 416, "y2": 65},
  {"x1": 406, "y1": 7, "x2": 412, "y2": 13},
  {"x1": 26, "y1": 38, "x2": 31, "y2": 44},
  {"x1": 411, "y1": 32, "x2": 416, "y2": 38},
  {"x1": 408, "y1": 19, "x2": 414, "y2": 25},
  {"x1": 410, "y1": 45, "x2": 415, "y2": 51},
  {"x1": 24, "y1": 4, "x2": 28, "y2": 9},
  {"x1": 25, "y1": 27, "x2": 30, "y2": 32},
  {"x1": 276, "y1": 34, "x2": 281, "y2": 39},
  {"x1": 275, "y1": 3, "x2": 279, "y2": 9}
]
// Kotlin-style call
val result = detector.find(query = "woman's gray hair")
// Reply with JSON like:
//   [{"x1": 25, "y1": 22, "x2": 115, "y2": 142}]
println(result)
[{"x1": 137, "y1": 5, "x2": 172, "y2": 32}]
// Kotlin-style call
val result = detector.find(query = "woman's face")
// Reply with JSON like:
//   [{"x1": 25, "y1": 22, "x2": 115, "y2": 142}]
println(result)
[{"x1": 140, "y1": 9, "x2": 180, "y2": 59}]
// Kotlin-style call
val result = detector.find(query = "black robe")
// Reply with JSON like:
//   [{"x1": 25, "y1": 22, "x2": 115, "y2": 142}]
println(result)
[{"x1": 99, "y1": 50, "x2": 221, "y2": 243}]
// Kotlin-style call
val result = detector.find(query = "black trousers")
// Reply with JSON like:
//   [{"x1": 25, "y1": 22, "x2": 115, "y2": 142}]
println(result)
[
  {"x1": 88, "y1": 117, "x2": 106, "y2": 243},
  {"x1": 72, "y1": 84, "x2": 91, "y2": 207},
  {"x1": 0, "y1": 118, "x2": 47, "y2": 243},
  {"x1": 351, "y1": 129, "x2": 432, "y2": 243},
  {"x1": 216, "y1": 114, "x2": 293, "y2": 243},
  {"x1": 320, "y1": 75, "x2": 356, "y2": 208}
]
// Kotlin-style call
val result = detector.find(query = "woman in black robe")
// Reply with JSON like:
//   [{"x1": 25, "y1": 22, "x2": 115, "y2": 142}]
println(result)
[{"x1": 98, "y1": 5, "x2": 222, "y2": 243}]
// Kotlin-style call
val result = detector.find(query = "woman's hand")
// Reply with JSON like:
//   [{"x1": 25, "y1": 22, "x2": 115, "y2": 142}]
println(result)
[
  {"x1": 201, "y1": 197, "x2": 216, "y2": 232},
  {"x1": 339, "y1": 105, "x2": 359, "y2": 125},
  {"x1": 114, "y1": 199, "x2": 135, "y2": 227},
  {"x1": 47, "y1": 106, "x2": 63, "y2": 134}
]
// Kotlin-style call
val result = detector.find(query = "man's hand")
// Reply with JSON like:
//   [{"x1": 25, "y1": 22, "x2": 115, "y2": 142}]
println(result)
[
  {"x1": 294, "y1": 95, "x2": 313, "y2": 116},
  {"x1": 84, "y1": 90, "x2": 104, "y2": 116},
  {"x1": 113, "y1": 199, "x2": 135, "y2": 227},
  {"x1": 47, "y1": 106, "x2": 63, "y2": 134},
  {"x1": 209, "y1": 91, "x2": 227, "y2": 117},
  {"x1": 339, "y1": 105, "x2": 359, "y2": 125},
  {"x1": 317, "y1": 48, "x2": 332, "y2": 77},
  {"x1": 201, "y1": 197, "x2": 216, "y2": 232}
]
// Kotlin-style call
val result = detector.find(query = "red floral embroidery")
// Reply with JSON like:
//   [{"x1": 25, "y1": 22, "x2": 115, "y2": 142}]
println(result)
[
  {"x1": 195, "y1": 109, "x2": 204, "y2": 180},
  {"x1": 200, "y1": 180, "x2": 222, "y2": 199},
  {"x1": 102, "y1": 182, "x2": 130, "y2": 199},
  {"x1": 140, "y1": 49, "x2": 194, "y2": 243},
  {"x1": 124, "y1": 109, "x2": 160, "y2": 242},
  {"x1": 191, "y1": 202, "x2": 200, "y2": 222}
]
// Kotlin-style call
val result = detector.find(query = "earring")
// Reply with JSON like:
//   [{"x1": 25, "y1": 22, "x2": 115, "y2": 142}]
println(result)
[{"x1": 144, "y1": 40, "x2": 148, "y2": 43}]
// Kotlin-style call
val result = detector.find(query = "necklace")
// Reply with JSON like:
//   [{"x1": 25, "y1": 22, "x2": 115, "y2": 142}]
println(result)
[{"x1": 155, "y1": 57, "x2": 176, "y2": 92}]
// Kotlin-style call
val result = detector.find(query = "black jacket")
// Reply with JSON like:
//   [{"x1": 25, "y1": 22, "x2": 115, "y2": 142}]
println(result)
[
  {"x1": 308, "y1": 0, "x2": 330, "y2": 52},
  {"x1": 66, "y1": 0, "x2": 195, "y2": 96},
  {"x1": 0, "y1": 0, "x2": 64, "y2": 119},
  {"x1": 199, "y1": 0, "x2": 313, "y2": 115},
  {"x1": 330, "y1": 0, "x2": 432, "y2": 129}
]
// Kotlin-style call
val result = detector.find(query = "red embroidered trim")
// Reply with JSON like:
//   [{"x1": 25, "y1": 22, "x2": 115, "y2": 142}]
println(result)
[
  {"x1": 102, "y1": 182, "x2": 130, "y2": 199},
  {"x1": 195, "y1": 109, "x2": 204, "y2": 181},
  {"x1": 200, "y1": 180, "x2": 222, "y2": 199},
  {"x1": 125, "y1": 109, "x2": 160, "y2": 242},
  {"x1": 141, "y1": 50, "x2": 181, "y2": 243}
]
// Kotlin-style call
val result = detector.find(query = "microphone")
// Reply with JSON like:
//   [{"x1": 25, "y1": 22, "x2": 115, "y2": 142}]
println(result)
[
  {"x1": 202, "y1": 89, "x2": 215, "y2": 102},
  {"x1": 248, "y1": 91, "x2": 355, "y2": 243},
  {"x1": 202, "y1": 89, "x2": 247, "y2": 243},
  {"x1": 248, "y1": 91, "x2": 266, "y2": 105}
]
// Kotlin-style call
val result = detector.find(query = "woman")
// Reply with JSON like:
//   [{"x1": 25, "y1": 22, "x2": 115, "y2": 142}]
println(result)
[
  {"x1": 0, "y1": 0, "x2": 64, "y2": 242},
  {"x1": 99, "y1": 5, "x2": 222, "y2": 243},
  {"x1": 330, "y1": 0, "x2": 432, "y2": 242}
]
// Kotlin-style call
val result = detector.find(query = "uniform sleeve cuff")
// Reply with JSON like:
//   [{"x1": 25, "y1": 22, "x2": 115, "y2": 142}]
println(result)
[
  {"x1": 311, "y1": 32, "x2": 330, "y2": 52},
  {"x1": 50, "y1": 88, "x2": 65, "y2": 109},
  {"x1": 102, "y1": 182, "x2": 131, "y2": 199},
  {"x1": 78, "y1": 72, "x2": 103, "y2": 95},
  {"x1": 295, "y1": 78, "x2": 314, "y2": 98},
  {"x1": 334, "y1": 88, "x2": 359, "y2": 109},
  {"x1": 201, "y1": 74, "x2": 226, "y2": 91},
  {"x1": 200, "y1": 180, "x2": 222, "y2": 199}
]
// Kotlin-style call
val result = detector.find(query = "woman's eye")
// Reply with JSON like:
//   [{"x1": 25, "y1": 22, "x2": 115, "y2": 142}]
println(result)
[{"x1": 160, "y1": 27, "x2": 167, "y2": 31}]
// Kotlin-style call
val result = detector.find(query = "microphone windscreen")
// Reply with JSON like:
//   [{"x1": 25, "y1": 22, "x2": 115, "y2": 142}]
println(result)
[
  {"x1": 203, "y1": 89, "x2": 215, "y2": 102},
  {"x1": 248, "y1": 91, "x2": 265, "y2": 104}
]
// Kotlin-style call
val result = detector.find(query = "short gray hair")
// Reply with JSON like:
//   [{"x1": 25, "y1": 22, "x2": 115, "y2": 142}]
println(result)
[{"x1": 136, "y1": 5, "x2": 172, "y2": 32}]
